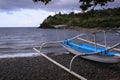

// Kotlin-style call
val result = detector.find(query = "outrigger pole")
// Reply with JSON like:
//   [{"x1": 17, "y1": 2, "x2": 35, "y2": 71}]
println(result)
[
  {"x1": 33, "y1": 48, "x2": 87, "y2": 80},
  {"x1": 77, "y1": 37, "x2": 120, "y2": 52},
  {"x1": 33, "y1": 32, "x2": 120, "y2": 79}
]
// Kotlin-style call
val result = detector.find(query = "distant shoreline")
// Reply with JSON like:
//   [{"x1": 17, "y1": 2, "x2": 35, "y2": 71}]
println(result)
[{"x1": 39, "y1": 25, "x2": 120, "y2": 32}]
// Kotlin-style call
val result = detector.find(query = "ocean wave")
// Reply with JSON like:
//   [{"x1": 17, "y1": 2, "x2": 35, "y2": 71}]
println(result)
[{"x1": 0, "y1": 53, "x2": 39, "y2": 59}]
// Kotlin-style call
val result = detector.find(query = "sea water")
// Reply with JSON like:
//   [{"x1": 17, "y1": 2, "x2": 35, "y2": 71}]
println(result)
[
  {"x1": 0, "y1": 27, "x2": 81, "y2": 58},
  {"x1": 0, "y1": 27, "x2": 119, "y2": 58}
]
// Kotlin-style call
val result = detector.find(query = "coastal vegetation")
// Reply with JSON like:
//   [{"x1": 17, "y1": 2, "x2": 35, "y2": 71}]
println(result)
[
  {"x1": 40, "y1": 7, "x2": 120, "y2": 29},
  {"x1": 32, "y1": 0, "x2": 119, "y2": 29}
]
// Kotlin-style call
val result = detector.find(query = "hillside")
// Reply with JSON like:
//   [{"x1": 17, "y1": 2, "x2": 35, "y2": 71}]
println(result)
[{"x1": 39, "y1": 8, "x2": 120, "y2": 29}]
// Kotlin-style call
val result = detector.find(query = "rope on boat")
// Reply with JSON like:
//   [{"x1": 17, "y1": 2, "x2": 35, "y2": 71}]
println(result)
[{"x1": 33, "y1": 48, "x2": 87, "y2": 80}]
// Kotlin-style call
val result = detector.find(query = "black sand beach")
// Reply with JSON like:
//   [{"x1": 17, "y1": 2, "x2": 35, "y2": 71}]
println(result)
[{"x1": 0, "y1": 53, "x2": 120, "y2": 80}]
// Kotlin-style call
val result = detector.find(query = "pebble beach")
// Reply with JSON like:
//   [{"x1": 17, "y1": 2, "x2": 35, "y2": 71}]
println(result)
[{"x1": 0, "y1": 53, "x2": 120, "y2": 80}]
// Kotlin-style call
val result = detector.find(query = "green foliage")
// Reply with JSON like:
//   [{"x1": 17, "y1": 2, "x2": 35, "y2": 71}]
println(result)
[{"x1": 40, "y1": 8, "x2": 120, "y2": 28}]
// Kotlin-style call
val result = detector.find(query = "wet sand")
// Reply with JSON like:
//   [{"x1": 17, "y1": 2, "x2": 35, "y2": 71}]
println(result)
[{"x1": 0, "y1": 53, "x2": 120, "y2": 80}]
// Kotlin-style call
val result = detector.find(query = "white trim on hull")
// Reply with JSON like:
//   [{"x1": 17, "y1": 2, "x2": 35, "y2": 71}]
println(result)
[{"x1": 62, "y1": 45, "x2": 120, "y2": 63}]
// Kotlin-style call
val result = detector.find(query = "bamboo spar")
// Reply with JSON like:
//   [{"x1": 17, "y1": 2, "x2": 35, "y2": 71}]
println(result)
[
  {"x1": 33, "y1": 48, "x2": 87, "y2": 80},
  {"x1": 77, "y1": 37, "x2": 120, "y2": 52}
]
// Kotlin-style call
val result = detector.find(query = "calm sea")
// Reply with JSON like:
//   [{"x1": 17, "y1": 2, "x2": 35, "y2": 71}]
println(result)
[{"x1": 0, "y1": 27, "x2": 119, "y2": 58}]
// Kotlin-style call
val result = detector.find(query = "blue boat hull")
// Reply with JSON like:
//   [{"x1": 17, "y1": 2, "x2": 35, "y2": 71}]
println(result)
[{"x1": 61, "y1": 41, "x2": 120, "y2": 63}]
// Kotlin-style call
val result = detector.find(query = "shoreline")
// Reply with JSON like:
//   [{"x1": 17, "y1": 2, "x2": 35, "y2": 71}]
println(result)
[
  {"x1": 39, "y1": 26, "x2": 120, "y2": 33},
  {"x1": 0, "y1": 53, "x2": 120, "y2": 80}
]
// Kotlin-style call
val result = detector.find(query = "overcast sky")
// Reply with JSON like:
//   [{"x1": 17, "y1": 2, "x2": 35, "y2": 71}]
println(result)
[{"x1": 0, "y1": 0, "x2": 119, "y2": 27}]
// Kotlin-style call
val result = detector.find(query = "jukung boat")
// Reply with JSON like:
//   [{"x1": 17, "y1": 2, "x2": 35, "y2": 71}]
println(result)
[
  {"x1": 33, "y1": 30, "x2": 120, "y2": 80},
  {"x1": 61, "y1": 30, "x2": 120, "y2": 63}
]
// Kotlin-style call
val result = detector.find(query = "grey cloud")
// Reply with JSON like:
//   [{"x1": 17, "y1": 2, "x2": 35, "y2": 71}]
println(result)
[
  {"x1": 0, "y1": 0, "x2": 80, "y2": 12},
  {"x1": 40, "y1": 0, "x2": 80, "y2": 11},
  {"x1": 0, "y1": 0, "x2": 119, "y2": 12},
  {"x1": 107, "y1": 0, "x2": 120, "y2": 8},
  {"x1": 0, "y1": 0, "x2": 36, "y2": 11}
]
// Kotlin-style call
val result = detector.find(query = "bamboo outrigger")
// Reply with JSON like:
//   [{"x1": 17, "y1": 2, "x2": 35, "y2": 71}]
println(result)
[{"x1": 33, "y1": 31, "x2": 120, "y2": 80}]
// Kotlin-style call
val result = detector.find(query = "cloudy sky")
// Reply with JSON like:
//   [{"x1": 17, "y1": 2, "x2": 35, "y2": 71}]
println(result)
[{"x1": 0, "y1": 0, "x2": 119, "y2": 27}]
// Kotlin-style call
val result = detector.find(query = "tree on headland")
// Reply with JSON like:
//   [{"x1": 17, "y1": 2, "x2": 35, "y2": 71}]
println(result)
[{"x1": 32, "y1": 0, "x2": 115, "y2": 11}]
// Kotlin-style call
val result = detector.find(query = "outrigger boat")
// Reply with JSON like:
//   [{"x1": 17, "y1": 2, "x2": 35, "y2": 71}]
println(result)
[
  {"x1": 33, "y1": 30, "x2": 120, "y2": 80},
  {"x1": 61, "y1": 33, "x2": 120, "y2": 63}
]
